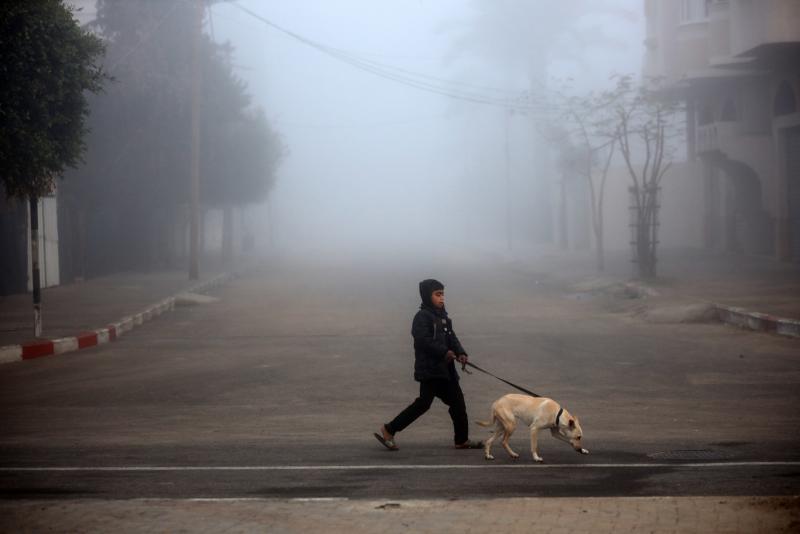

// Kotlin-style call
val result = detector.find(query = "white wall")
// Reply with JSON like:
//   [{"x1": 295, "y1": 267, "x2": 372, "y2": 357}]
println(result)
[{"x1": 26, "y1": 196, "x2": 60, "y2": 291}]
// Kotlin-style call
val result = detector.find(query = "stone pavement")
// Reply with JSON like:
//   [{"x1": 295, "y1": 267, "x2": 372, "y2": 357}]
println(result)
[
  {"x1": 2, "y1": 496, "x2": 798, "y2": 533},
  {"x1": 0, "y1": 267, "x2": 227, "y2": 348}
]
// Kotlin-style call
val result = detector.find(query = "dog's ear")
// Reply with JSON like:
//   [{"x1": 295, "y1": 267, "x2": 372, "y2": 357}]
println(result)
[{"x1": 568, "y1": 419, "x2": 575, "y2": 428}]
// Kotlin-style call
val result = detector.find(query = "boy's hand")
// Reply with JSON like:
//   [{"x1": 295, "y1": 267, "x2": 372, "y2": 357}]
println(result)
[
  {"x1": 457, "y1": 354, "x2": 468, "y2": 364},
  {"x1": 445, "y1": 350, "x2": 457, "y2": 362}
]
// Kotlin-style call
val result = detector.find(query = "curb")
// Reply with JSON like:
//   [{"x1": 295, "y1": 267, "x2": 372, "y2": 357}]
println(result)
[
  {"x1": 715, "y1": 304, "x2": 800, "y2": 338},
  {"x1": 622, "y1": 281, "x2": 799, "y2": 339},
  {"x1": 0, "y1": 272, "x2": 235, "y2": 365}
]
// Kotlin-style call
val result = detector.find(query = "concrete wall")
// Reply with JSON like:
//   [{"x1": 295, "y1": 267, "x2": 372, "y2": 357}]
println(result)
[
  {"x1": 730, "y1": 0, "x2": 800, "y2": 56},
  {"x1": 646, "y1": 0, "x2": 800, "y2": 80}
]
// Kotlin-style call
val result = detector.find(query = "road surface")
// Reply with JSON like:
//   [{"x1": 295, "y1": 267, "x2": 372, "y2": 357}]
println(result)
[{"x1": 1, "y1": 254, "x2": 799, "y2": 500}]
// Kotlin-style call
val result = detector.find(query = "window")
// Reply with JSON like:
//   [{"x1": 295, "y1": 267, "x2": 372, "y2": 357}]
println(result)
[
  {"x1": 698, "y1": 103, "x2": 714, "y2": 126},
  {"x1": 720, "y1": 97, "x2": 737, "y2": 122},
  {"x1": 679, "y1": 0, "x2": 709, "y2": 23},
  {"x1": 774, "y1": 81, "x2": 797, "y2": 117}
]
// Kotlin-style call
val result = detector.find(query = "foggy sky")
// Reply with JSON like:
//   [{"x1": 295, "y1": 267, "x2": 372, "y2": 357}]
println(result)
[{"x1": 211, "y1": 1, "x2": 644, "y2": 255}]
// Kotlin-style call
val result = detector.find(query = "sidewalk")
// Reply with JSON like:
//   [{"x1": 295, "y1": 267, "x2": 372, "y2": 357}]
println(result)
[
  {"x1": 641, "y1": 248, "x2": 800, "y2": 321},
  {"x1": 512, "y1": 246, "x2": 800, "y2": 333},
  {"x1": 1, "y1": 496, "x2": 797, "y2": 533},
  {"x1": 0, "y1": 266, "x2": 229, "y2": 350}
]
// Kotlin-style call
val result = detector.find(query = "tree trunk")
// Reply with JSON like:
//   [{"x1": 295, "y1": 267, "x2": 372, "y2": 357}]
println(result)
[
  {"x1": 29, "y1": 196, "x2": 42, "y2": 337},
  {"x1": 594, "y1": 217, "x2": 605, "y2": 273},
  {"x1": 221, "y1": 204, "x2": 233, "y2": 266},
  {"x1": 77, "y1": 208, "x2": 86, "y2": 281},
  {"x1": 595, "y1": 236, "x2": 605, "y2": 272},
  {"x1": 558, "y1": 180, "x2": 568, "y2": 250},
  {"x1": 636, "y1": 216, "x2": 656, "y2": 278}
]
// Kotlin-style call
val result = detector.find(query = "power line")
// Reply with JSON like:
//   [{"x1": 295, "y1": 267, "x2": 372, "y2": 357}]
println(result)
[
  {"x1": 320, "y1": 43, "x2": 520, "y2": 97},
  {"x1": 228, "y1": 3, "x2": 562, "y2": 116},
  {"x1": 269, "y1": 111, "x2": 468, "y2": 130}
]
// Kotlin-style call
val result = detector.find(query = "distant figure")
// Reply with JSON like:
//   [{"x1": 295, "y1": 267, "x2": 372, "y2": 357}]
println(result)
[{"x1": 374, "y1": 279, "x2": 483, "y2": 451}]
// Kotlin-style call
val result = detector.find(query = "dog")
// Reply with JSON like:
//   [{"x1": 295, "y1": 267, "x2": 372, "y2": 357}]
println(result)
[{"x1": 476, "y1": 393, "x2": 588, "y2": 462}]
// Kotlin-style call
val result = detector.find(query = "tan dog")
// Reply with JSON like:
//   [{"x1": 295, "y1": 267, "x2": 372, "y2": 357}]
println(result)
[{"x1": 477, "y1": 394, "x2": 589, "y2": 462}]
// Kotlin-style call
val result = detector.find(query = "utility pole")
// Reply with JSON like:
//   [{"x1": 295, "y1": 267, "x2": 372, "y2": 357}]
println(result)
[
  {"x1": 504, "y1": 108, "x2": 513, "y2": 252},
  {"x1": 188, "y1": 0, "x2": 203, "y2": 280}
]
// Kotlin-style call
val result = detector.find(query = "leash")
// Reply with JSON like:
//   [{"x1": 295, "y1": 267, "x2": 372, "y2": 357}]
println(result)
[{"x1": 462, "y1": 361, "x2": 541, "y2": 398}]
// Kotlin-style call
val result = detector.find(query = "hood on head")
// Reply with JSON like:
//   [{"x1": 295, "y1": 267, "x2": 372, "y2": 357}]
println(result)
[{"x1": 419, "y1": 278, "x2": 444, "y2": 308}]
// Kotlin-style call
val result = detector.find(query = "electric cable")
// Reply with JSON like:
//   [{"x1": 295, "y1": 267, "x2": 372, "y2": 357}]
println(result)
[{"x1": 227, "y1": 2, "x2": 565, "y2": 116}]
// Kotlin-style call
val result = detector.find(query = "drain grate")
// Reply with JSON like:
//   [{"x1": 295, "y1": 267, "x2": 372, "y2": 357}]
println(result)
[{"x1": 648, "y1": 449, "x2": 733, "y2": 461}]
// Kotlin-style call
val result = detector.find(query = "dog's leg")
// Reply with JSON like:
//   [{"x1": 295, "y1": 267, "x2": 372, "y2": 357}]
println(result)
[
  {"x1": 484, "y1": 423, "x2": 503, "y2": 461},
  {"x1": 530, "y1": 425, "x2": 543, "y2": 462},
  {"x1": 501, "y1": 421, "x2": 519, "y2": 460}
]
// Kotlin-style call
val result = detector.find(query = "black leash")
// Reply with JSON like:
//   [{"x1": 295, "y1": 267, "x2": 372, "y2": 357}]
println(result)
[{"x1": 462, "y1": 361, "x2": 541, "y2": 398}]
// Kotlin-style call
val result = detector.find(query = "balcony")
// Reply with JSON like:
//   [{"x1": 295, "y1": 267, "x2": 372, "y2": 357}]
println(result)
[{"x1": 696, "y1": 121, "x2": 737, "y2": 154}]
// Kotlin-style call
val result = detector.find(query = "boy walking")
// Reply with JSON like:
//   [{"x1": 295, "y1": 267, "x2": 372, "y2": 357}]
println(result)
[{"x1": 375, "y1": 279, "x2": 483, "y2": 450}]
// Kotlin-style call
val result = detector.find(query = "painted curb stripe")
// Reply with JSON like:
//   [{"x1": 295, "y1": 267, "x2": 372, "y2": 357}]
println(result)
[
  {"x1": 95, "y1": 329, "x2": 110, "y2": 345},
  {"x1": 77, "y1": 332, "x2": 98, "y2": 349},
  {"x1": 53, "y1": 337, "x2": 79, "y2": 354},
  {"x1": 2, "y1": 461, "x2": 800, "y2": 472},
  {"x1": 716, "y1": 305, "x2": 800, "y2": 338},
  {"x1": 0, "y1": 345, "x2": 22, "y2": 364},
  {"x1": 2, "y1": 273, "x2": 232, "y2": 365},
  {"x1": 119, "y1": 317, "x2": 134, "y2": 333},
  {"x1": 21, "y1": 340, "x2": 54, "y2": 359}
]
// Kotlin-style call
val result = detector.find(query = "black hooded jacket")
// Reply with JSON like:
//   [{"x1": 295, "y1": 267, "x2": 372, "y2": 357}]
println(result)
[{"x1": 411, "y1": 279, "x2": 467, "y2": 382}]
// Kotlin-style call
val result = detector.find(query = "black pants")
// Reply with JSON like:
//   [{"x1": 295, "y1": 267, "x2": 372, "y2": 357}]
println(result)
[{"x1": 385, "y1": 378, "x2": 469, "y2": 444}]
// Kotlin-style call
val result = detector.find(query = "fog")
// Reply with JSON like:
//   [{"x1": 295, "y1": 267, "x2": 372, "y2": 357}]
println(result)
[{"x1": 210, "y1": 1, "x2": 644, "y2": 258}]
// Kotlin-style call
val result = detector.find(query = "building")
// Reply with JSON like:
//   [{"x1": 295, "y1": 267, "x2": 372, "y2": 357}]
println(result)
[{"x1": 643, "y1": 0, "x2": 800, "y2": 260}]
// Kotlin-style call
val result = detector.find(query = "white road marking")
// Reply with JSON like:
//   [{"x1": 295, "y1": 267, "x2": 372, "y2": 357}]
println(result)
[
  {"x1": 290, "y1": 497, "x2": 350, "y2": 502},
  {"x1": 174, "y1": 497, "x2": 349, "y2": 503},
  {"x1": 1, "y1": 461, "x2": 799, "y2": 472}
]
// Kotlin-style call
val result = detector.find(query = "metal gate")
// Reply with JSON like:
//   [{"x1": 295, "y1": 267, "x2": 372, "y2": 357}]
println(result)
[{"x1": 788, "y1": 127, "x2": 800, "y2": 262}]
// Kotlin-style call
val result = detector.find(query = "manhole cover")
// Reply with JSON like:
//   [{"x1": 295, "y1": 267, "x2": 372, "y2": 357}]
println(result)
[{"x1": 648, "y1": 449, "x2": 732, "y2": 461}]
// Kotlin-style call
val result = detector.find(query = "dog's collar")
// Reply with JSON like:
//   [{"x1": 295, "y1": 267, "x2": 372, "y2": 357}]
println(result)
[{"x1": 554, "y1": 407, "x2": 564, "y2": 428}]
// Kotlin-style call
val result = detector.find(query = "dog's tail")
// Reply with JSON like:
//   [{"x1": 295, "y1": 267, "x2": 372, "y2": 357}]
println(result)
[{"x1": 475, "y1": 413, "x2": 495, "y2": 427}]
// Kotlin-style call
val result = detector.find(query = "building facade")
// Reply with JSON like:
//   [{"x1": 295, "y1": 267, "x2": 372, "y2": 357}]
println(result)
[{"x1": 644, "y1": 0, "x2": 800, "y2": 260}]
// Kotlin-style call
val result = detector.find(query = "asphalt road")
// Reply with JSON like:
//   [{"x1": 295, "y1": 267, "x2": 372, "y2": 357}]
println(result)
[{"x1": 1, "y1": 253, "x2": 799, "y2": 499}]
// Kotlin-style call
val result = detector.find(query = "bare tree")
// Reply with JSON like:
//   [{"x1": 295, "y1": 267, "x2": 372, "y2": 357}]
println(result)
[
  {"x1": 443, "y1": 1, "x2": 636, "y2": 245},
  {"x1": 547, "y1": 86, "x2": 618, "y2": 272},
  {"x1": 612, "y1": 76, "x2": 683, "y2": 279}
]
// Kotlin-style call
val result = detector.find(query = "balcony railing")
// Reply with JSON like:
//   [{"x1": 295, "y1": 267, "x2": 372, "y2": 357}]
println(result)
[{"x1": 696, "y1": 121, "x2": 737, "y2": 154}]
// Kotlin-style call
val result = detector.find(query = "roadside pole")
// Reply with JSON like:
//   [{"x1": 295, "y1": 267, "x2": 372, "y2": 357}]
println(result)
[
  {"x1": 189, "y1": 0, "x2": 203, "y2": 281},
  {"x1": 504, "y1": 108, "x2": 513, "y2": 252},
  {"x1": 29, "y1": 196, "x2": 42, "y2": 337}
]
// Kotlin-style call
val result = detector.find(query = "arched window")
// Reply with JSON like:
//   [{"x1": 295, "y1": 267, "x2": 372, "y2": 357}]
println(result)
[
  {"x1": 773, "y1": 81, "x2": 797, "y2": 117},
  {"x1": 720, "y1": 97, "x2": 737, "y2": 122}
]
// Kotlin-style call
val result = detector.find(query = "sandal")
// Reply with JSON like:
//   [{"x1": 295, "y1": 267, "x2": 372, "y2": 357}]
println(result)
[
  {"x1": 454, "y1": 439, "x2": 484, "y2": 449},
  {"x1": 374, "y1": 428, "x2": 399, "y2": 451}
]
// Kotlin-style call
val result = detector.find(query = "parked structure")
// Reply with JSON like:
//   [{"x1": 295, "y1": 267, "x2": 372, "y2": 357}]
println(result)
[{"x1": 644, "y1": 0, "x2": 800, "y2": 261}]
